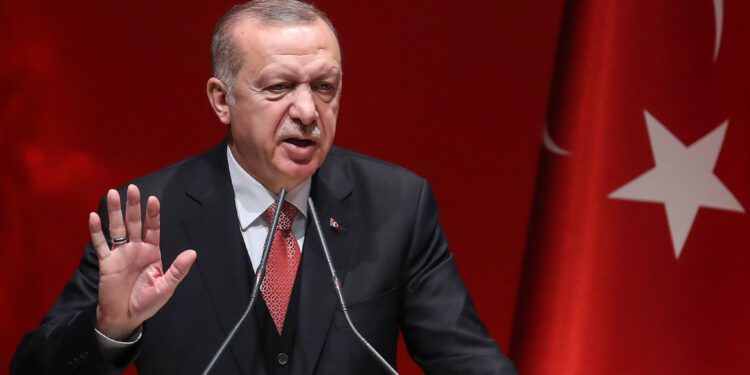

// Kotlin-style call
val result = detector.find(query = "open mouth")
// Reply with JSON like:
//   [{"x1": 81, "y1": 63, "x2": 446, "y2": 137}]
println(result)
[{"x1": 283, "y1": 138, "x2": 316, "y2": 147}]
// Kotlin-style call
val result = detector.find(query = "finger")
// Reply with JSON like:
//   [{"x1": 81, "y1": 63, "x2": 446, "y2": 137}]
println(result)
[
  {"x1": 107, "y1": 189, "x2": 127, "y2": 242},
  {"x1": 125, "y1": 184, "x2": 142, "y2": 242},
  {"x1": 143, "y1": 196, "x2": 160, "y2": 246},
  {"x1": 157, "y1": 250, "x2": 197, "y2": 294},
  {"x1": 89, "y1": 212, "x2": 111, "y2": 260}
]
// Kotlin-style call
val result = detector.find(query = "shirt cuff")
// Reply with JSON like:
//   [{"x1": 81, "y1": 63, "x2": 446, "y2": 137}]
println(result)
[{"x1": 94, "y1": 326, "x2": 142, "y2": 361}]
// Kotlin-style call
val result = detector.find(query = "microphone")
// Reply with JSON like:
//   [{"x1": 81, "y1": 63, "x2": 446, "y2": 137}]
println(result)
[
  {"x1": 307, "y1": 198, "x2": 399, "y2": 375},
  {"x1": 201, "y1": 188, "x2": 288, "y2": 375}
]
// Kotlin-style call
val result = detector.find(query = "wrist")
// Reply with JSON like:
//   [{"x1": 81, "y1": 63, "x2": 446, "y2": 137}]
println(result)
[{"x1": 95, "y1": 305, "x2": 139, "y2": 341}]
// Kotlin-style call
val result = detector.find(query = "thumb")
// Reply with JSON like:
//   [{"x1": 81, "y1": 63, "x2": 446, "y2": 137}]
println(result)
[{"x1": 161, "y1": 249, "x2": 197, "y2": 291}]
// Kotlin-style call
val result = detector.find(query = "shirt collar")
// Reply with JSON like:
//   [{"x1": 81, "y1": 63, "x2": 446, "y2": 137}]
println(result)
[{"x1": 227, "y1": 146, "x2": 311, "y2": 231}]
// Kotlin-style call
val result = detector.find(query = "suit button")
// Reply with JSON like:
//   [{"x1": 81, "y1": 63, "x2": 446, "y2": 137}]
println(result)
[{"x1": 277, "y1": 352, "x2": 288, "y2": 366}]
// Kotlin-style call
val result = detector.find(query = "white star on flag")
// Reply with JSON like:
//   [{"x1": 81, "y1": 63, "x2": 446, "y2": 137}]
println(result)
[{"x1": 609, "y1": 110, "x2": 744, "y2": 258}]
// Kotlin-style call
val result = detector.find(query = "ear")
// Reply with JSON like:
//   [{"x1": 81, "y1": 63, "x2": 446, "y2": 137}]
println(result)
[{"x1": 206, "y1": 77, "x2": 231, "y2": 125}]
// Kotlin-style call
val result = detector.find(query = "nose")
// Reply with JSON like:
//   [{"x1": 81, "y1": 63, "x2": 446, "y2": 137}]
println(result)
[{"x1": 288, "y1": 84, "x2": 318, "y2": 125}]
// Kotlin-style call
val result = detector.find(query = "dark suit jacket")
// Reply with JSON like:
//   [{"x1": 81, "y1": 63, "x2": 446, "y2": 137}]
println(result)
[{"x1": 12, "y1": 143, "x2": 517, "y2": 374}]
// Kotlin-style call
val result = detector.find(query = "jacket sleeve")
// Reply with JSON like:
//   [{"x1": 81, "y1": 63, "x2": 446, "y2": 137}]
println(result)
[
  {"x1": 10, "y1": 197, "x2": 140, "y2": 375},
  {"x1": 400, "y1": 180, "x2": 518, "y2": 375}
]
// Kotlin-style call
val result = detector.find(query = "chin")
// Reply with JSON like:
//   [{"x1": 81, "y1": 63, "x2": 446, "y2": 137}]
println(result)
[{"x1": 277, "y1": 160, "x2": 321, "y2": 185}]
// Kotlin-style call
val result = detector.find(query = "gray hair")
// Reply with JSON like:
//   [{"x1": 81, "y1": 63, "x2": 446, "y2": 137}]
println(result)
[{"x1": 210, "y1": 0, "x2": 338, "y2": 105}]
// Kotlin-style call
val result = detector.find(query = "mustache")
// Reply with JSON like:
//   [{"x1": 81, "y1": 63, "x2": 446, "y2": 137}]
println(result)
[{"x1": 277, "y1": 121, "x2": 322, "y2": 140}]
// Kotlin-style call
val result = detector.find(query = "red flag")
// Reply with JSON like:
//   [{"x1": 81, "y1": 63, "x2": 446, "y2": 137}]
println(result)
[{"x1": 512, "y1": 1, "x2": 750, "y2": 374}]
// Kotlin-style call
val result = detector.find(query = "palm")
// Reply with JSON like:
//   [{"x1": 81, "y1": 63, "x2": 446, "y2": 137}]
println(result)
[
  {"x1": 90, "y1": 185, "x2": 196, "y2": 340},
  {"x1": 99, "y1": 241, "x2": 163, "y2": 321}
]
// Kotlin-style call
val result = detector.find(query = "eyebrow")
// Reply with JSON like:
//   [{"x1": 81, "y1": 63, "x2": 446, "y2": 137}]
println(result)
[{"x1": 254, "y1": 63, "x2": 342, "y2": 84}]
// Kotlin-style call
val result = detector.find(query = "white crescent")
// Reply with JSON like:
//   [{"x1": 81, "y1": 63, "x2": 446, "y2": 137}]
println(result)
[
  {"x1": 542, "y1": 123, "x2": 571, "y2": 156},
  {"x1": 713, "y1": 0, "x2": 723, "y2": 62}
]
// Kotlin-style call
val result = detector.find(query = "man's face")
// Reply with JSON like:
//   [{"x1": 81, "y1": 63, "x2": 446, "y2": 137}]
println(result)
[{"x1": 222, "y1": 18, "x2": 342, "y2": 192}]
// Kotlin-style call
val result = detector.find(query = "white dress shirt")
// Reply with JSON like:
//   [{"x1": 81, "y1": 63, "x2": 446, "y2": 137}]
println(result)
[
  {"x1": 227, "y1": 146, "x2": 310, "y2": 270},
  {"x1": 96, "y1": 146, "x2": 311, "y2": 356}
]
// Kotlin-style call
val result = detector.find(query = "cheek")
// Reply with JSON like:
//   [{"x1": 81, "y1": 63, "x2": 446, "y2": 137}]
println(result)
[
  {"x1": 237, "y1": 104, "x2": 287, "y2": 137},
  {"x1": 329, "y1": 97, "x2": 340, "y2": 116},
  {"x1": 319, "y1": 99, "x2": 339, "y2": 127},
  {"x1": 328, "y1": 104, "x2": 339, "y2": 136},
  {"x1": 255, "y1": 101, "x2": 286, "y2": 124}
]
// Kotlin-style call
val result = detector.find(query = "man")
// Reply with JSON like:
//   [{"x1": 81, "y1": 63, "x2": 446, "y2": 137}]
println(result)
[{"x1": 12, "y1": 1, "x2": 517, "y2": 374}]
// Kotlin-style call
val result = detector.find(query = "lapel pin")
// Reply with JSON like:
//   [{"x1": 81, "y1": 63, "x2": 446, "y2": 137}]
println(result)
[{"x1": 329, "y1": 217, "x2": 343, "y2": 232}]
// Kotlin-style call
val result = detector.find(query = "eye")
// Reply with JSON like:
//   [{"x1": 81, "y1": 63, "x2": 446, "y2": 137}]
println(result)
[
  {"x1": 313, "y1": 82, "x2": 335, "y2": 93},
  {"x1": 265, "y1": 82, "x2": 294, "y2": 94}
]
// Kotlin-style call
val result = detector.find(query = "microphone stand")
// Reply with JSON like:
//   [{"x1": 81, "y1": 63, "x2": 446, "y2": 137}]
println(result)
[
  {"x1": 201, "y1": 188, "x2": 287, "y2": 375},
  {"x1": 307, "y1": 198, "x2": 399, "y2": 375}
]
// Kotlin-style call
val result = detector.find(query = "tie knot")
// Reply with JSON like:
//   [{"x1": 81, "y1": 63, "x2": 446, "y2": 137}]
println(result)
[{"x1": 265, "y1": 201, "x2": 298, "y2": 231}]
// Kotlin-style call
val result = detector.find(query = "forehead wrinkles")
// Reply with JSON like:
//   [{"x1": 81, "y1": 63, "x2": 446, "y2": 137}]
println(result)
[
  {"x1": 254, "y1": 55, "x2": 342, "y2": 82},
  {"x1": 257, "y1": 21, "x2": 339, "y2": 54},
  {"x1": 232, "y1": 19, "x2": 341, "y2": 70}
]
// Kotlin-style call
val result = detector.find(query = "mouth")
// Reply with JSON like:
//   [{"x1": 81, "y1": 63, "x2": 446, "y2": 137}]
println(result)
[{"x1": 283, "y1": 137, "x2": 316, "y2": 148}]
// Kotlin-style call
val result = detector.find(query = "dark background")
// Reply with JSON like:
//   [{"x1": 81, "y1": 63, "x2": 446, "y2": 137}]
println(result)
[{"x1": 0, "y1": 1, "x2": 564, "y2": 372}]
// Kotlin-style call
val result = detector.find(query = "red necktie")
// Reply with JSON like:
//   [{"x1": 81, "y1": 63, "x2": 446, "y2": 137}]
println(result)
[{"x1": 261, "y1": 201, "x2": 301, "y2": 334}]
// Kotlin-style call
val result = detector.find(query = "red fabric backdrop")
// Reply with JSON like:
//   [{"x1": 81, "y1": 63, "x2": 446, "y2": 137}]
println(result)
[
  {"x1": 0, "y1": 1, "x2": 564, "y2": 372},
  {"x1": 512, "y1": 1, "x2": 750, "y2": 374}
]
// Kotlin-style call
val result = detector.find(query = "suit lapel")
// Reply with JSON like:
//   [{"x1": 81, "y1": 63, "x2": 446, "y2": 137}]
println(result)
[
  {"x1": 293, "y1": 154, "x2": 357, "y2": 374},
  {"x1": 180, "y1": 145, "x2": 258, "y2": 374}
]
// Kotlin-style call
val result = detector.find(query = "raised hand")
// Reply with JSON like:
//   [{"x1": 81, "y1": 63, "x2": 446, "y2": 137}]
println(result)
[{"x1": 88, "y1": 184, "x2": 197, "y2": 340}]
